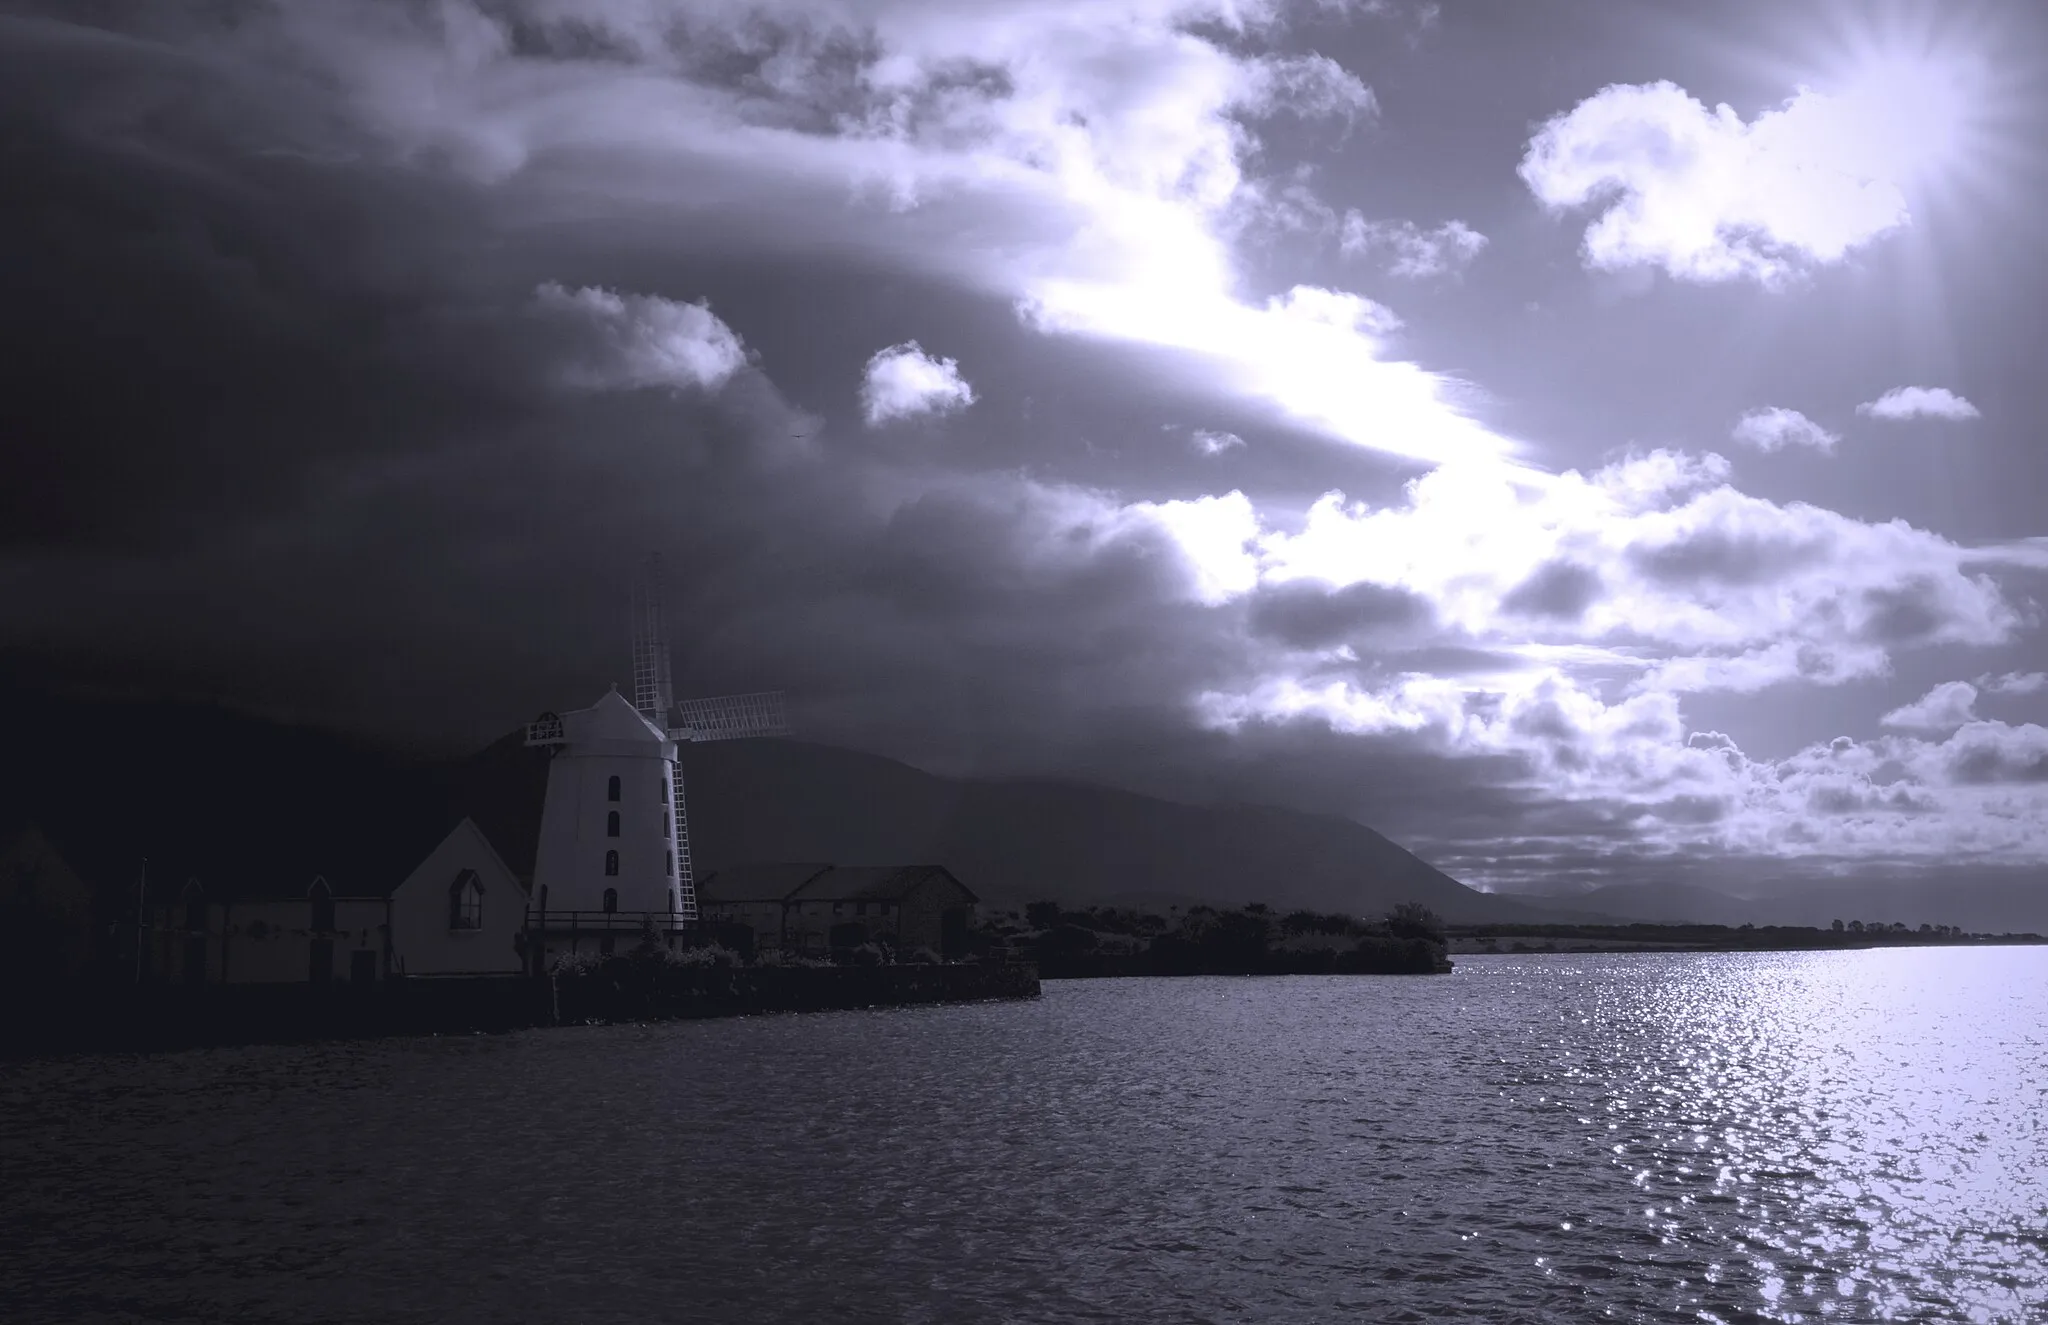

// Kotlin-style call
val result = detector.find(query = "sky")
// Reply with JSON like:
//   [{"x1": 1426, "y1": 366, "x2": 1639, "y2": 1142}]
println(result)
[{"x1": 3, "y1": 0, "x2": 2047, "y2": 898}]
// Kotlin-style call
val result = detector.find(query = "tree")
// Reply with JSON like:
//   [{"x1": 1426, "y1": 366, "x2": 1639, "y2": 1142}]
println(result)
[
  {"x1": 1848, "y1": 920, "x2": 1865, "y2": 933},
  {"x1": 1831, "y1": 918, "x2": 1845, "y2": 932},
  {"x1": 1024, "y1": 900, "x2": 1062, "y2": 929},
  {"x1": 1387, "y1": 902, "x2": 1446, "y2": 942}
]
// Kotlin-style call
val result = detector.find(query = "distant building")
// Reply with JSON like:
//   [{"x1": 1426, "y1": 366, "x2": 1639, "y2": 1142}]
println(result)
[
  {"x1": 698, "y1": 863, "x2": 978, "y2": 958},
  {"x1": 143, "y1": 818, "x2": 527, "y2": 986}
]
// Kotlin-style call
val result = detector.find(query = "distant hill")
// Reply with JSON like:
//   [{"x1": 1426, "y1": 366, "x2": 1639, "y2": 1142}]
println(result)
[
  {"x1": 1563, "y1": 882, "x2": 1762, "y2": 927},
  {"x1": 0, "y1": 685, "x2": 448, "y2": 913},
  {"x1": 1496, "y1": 875, "x2": 2048, "y2": 936},
  {"x1": 0, "y1": 683, "x2": 1561, "y2": 925},
  {"x1": 670, "y1": 737, "x2": 1565, "y2": 923}
]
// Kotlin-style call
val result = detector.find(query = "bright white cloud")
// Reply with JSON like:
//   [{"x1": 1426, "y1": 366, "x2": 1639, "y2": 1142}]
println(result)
[
  {"x1": 860, "y1": 341, "x2": 977, "y2": 427},
  {"x1": 1857, "y1": 386, "x2": 1981, "y2": 421},
  {"x1": 532, "y1": 282, "x2": 749, "y2": 392},
  {"x1": 1131, "y1": 491, "x2": 1262, "y2": 605},
  {"x1": 1731, "y1": 407, "x2": 1839, "y2": 453},
  {"x1": 1338, "y1": 214, "x2": 1488, "y2": 278},
  {"x1": 1882, "y1": 681, "x2": 1981, "y2": 731},
  {"x1": 1981, "y1": 671, "x2": 2048, "y2": 695},
  {"x1": 1519, "y1": 80, "x2": 1917, "y2": 286}
]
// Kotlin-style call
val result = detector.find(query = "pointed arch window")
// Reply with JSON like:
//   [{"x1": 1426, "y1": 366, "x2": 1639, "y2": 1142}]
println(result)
[
  {"x1": 604, "y1": 850, "x2": 619, "y2": 877},
  {"x1": 606, "y1": 810, "x2": 620, "y2": 837},
  {"x1": 602, "y1": 887, "x2": 619, "y2": 914},
  {"x1": 448, "y1": 869, "x2": 483, "y2": 930},
  {"x1": 607, "y1": 774, "x2": 621, "y2": 802},
  {"x1": 309, "y1": 878, "x2": 335, "y2": 932}
]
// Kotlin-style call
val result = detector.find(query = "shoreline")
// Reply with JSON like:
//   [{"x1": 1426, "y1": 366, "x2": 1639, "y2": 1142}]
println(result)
[{"x1": 0, "y1": 961, "x2": 1041, "y2": 1063}]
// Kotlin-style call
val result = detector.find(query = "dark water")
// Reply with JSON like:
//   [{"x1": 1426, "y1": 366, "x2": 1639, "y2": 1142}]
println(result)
[{"x1": 6, "y1": 949, "x2": 2045, "y2": 1324}]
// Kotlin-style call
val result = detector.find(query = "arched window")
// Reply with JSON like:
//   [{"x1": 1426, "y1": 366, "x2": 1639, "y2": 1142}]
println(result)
[
  {"x1": 606, "y1": 810, "x2": 620, "y2": 837},
  {"x1": 669, "y1": 887, "x2": 678, "y2": 913},
  {"x1": 661, "y1": 774, "x2": 669, "y2": 804},
  {"x1": 665, "y1": 851, "x2": 674, "y2": 876},
  {"x1": 309, "y1": 878, "x2": 335, "y2": 932},
  {"x1": 607, "y1": 774, "x2": 621, "y2": 802},
  {"x1": 602, "y1": 887, "x2": 618, "y2": 914},
  {"x1": 448, "y1": 869, "x2": 483, "y2": 930},
  {"x1": 604, "y1": 850, "x2": 619, "y2": 877}
]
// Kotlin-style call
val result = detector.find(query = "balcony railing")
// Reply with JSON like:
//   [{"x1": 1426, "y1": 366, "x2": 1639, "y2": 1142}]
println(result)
[{"x1": 526, "y1": 910, "x2": 688, "y2": 933}]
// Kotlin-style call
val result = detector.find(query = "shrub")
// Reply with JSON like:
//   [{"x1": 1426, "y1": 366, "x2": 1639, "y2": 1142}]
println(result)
[{"x1": 667, "y1": 942, "x2": 744, "y2": 970}]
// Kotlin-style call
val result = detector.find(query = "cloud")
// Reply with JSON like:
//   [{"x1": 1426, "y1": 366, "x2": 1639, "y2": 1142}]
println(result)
[
  {"x1": 1730, "y1": 407, "x2": 1839, "y2": 454},
  {"x1": 1857, "y1": 386, "x2": 1981, "y2": 421},
  {"x1": 1265, "y1": 284, "x2": 1403, "y2": 335},
  {"x1": 1248, "y1": 53, "x2": 1378, "y2": 126},
  {"x1": 532, "y1": 283, "x2": 750, "y2": 393},
  {"x1": 859, "y1": 341, "x2": 977, "y2": 427},
  {"x1": 1338, "y1": 214, "x2": 1488, "y2": 278},
  {"x1": 1519, "y1": 80, "x2": 1915, "y2": 286},
  {"x1": 1881, "y1": 681, "x2": 1981, "y2": 732},
  {"x1": 1190, "y1": 429, "x2": 1246, "y2": 455},
  {"x1": 1245, "y1": 579, "x2": 1432, "y2": 648},
  {"x1": 1981, "y1": 671, "x2": 2048, "y2": 695}
]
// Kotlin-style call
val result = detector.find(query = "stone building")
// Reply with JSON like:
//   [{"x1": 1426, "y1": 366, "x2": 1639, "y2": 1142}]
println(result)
[{"x1": 698, "y1": 863, "x2": 978, "y2": 958}]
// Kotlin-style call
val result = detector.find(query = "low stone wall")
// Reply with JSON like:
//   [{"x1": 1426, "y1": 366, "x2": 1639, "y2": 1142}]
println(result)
[
  {"x1": 1, "y1": 963, "x2": 1041, "y2": 1059},
  {"x1": 551, "y1": 960, "x2": 1042, "y2": 1025}
]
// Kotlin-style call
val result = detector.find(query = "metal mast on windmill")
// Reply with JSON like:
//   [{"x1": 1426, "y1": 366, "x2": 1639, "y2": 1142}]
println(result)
[{"x1": 628, "y1": 554, "x2": 790, "y2": 925}]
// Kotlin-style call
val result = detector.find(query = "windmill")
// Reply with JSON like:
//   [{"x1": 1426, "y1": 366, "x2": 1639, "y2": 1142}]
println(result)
[{"x1": 627, "y1": 554, "x2": 790, "y2": 923}]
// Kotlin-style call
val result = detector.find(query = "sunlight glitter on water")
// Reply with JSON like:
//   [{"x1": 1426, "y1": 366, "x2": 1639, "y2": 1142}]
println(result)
[{"x1": 3, "y1": 947, "x2": 2045, "y2": 1324}]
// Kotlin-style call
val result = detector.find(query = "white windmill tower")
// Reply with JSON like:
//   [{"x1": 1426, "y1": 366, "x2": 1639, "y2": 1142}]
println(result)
[{"x1": 523, "y1": 555, "x2": 788, "y2": 954}]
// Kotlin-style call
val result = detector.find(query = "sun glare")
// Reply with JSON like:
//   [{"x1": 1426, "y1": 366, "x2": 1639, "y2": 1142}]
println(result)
[{"x1": 1787, "y1": 3, "x2": 2029, "y2": 209}]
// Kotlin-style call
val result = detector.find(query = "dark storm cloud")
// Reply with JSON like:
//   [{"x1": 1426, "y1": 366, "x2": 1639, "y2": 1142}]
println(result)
[
  {"x1": 1244, "y1": 578, "x2": 1432, "y2": 648},
  {"x1": 1627, "y1": 526, "x2": 1831, "y2": 588},
  {"x1": 1498, "y1": 558, "x2": 1602, "y2": 620}
]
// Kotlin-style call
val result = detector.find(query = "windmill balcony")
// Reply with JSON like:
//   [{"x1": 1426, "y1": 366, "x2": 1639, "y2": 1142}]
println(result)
[{"x1": 526, "y1": 909, "x2": 692, "y2": 934}]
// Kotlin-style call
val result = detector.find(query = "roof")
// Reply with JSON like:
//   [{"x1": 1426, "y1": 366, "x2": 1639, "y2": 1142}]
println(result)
[
  {"x1": 697, "y1": 862, "x2": 833, "y2": 904},
  {"x1": 568, "y1": 687, "x2": 670, "y2": 746},
  {"x1": 789, "y1": 865, "x2": 974, "y2": 904}
]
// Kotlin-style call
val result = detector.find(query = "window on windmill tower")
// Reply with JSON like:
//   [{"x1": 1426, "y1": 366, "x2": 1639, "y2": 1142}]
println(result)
[
  {"x1": 605, "y1": 850, "x2": 619, "y2": 877},
  {"x1": 665, "y1": 852, "x2": 674, "y2": 876},
  {"x1": 602, "y1": 888, "x2": 619, "y2": 915},
  {"x1": 607, "y1": 774, "x2": 621, "y2": 802},
  {"x1": 607, "y1": 810, "x2": 620, "y2": 837},
  {"x1": 448, "y1": 870, "x2": 484, "y2": 930}
]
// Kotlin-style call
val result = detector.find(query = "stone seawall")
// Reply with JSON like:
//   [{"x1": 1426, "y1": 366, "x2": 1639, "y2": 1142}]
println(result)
[
  {"x1": 551, "y1": 959, "x2": 1041, "y2": 1024},
  {"x1": 1, "y1": 962, "x2": 1041, "y2": 1059}
]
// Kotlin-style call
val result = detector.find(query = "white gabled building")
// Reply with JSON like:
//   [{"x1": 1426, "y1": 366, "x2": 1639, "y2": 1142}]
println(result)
[{"x1": 389, "y1": 818, "x2": 528, "y2": 979}]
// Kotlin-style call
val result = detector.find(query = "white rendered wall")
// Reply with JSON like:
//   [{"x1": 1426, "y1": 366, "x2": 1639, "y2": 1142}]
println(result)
[
  {"x1": 390, "y1": 819, "x2": 529, "y2": 977},
  {"x1": 529, "y1": 691, "x2": 682, "y2": 918}
]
